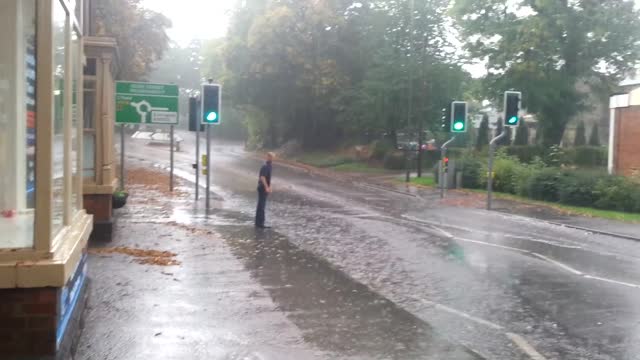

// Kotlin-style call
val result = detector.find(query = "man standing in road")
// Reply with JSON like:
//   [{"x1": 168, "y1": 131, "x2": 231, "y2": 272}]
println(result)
[{"x1": 255, "y1": 152, "x2": 274, "y2": 228}]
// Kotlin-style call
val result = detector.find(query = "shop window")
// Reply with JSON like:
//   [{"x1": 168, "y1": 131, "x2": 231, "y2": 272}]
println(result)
[
  {"x1": 83, "y1": 74, "x2": 97, "y2": 181},
  {"x1": 52, "y1": 1, "x2": 67, "y2": 235},
  {"x1": 71, "y1": 30, "x2": 81, "y2": 212},
  {"x1": 0, "y1": 0, "x2": 37, "y2": 249}
]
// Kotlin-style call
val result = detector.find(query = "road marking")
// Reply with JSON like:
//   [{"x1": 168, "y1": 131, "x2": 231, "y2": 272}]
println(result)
[
  {"x1": 421, "y1": 299, "x2": 504, "y2": 330},
  {"x1": 419, "y1": 298, "x2": 548, "y2": 359},
  {"x1": 506, "y1": 333, "x2": 548, "y2": 360},
  {"x1": 583, "y1": 275, "x2": 640, "y2": 289},
  {"x1": 531, "y1": 253, "x2": 583, "y2": 275}
]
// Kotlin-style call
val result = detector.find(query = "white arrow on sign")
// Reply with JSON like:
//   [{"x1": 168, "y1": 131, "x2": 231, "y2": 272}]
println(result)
[{"x1": 130, "y1": 100, "x2": 169, "y2": 123}]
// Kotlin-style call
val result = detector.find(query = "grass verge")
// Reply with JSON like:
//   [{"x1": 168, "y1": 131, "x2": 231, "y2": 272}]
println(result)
[
  {"x1": 410, "y1": 177, "x2": 436, "y2": 187},
  {"x1": 332, "y1": 162, "x2": 388, "y2": 173},
  {"x1": 464, "y1": 189, "x2": 640, "y2": 223},
  {"x1": 294, "y1": 151, "x2": 353, "y2": 168}
]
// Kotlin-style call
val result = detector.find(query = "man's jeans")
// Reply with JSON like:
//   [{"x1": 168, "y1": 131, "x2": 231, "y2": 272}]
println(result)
[{"x1": 255, "y1": 190, "x2": 268, "y2": 227}]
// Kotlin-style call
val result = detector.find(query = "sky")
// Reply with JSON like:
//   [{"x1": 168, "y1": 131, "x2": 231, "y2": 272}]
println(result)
[{"x1": 142, "y1": 0, "x2": 237, "y2": 46}]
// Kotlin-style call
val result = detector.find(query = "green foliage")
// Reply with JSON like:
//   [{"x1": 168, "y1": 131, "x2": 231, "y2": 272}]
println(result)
[
  {"x1": 557, "y1": 171, "x2": 599, "y2": 207},
  {"x1": 95, "y1": 0, "x2": 171, "y2": 80},
  {"x1": 525, "y1": 168, "x2": 562, "y2": 202},
  {"x1": 457, "y1": 152, "x2": 485, "y2": 189},
  {"x1": 574, "y1": 121, "x2": 587, "y2": 147},
  {"x1": 458, "y1": 152, "x2": 640, "y2": 213},
  {"x1": 505, "y1": 146, "x2": 546, "y2": 164},
  {"x1": 476, "y1": 114, "x2": 489, "y2": 150},
  {"x1": 589, "y1": 125, "x2": 601, "y2": 146},
  {"x1": 492, "y1": 152, "x2": 522, "y2": 194},
  {"x1": 562, "y1": 146, "x2": 608, "y2": 168},
  {"x1": 514, "y1": 123, "x2": 529, "y2": 146},
  {"x1": 411, "y1": 177, "x2": 436, "y2": 187},
  {"x1": 594, "y1": 176, "x2": 640, "y2": 213},
  {"x1": 220, "y1": 0, "x2": 468, "y2": 149},
  {"x1": 383, "y1": 152, "x2": 407, "y2": 170},
  {"x1": 544, "y1": 145, "x2": 564, "y2": 168},
  {"x1": 453, "y1": 0, "x2": 640, "y2": 145},
  {"x1": 242, "y1": 105, "x2": 269, "y2": 150}
]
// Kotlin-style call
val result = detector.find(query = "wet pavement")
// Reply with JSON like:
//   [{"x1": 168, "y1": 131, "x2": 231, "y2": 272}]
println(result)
[
  {"x1": 77, "y1": 166, "x2": 480, "y2": 360},
  {"x1": 102, "y1": 130, "x2": 640, "y2": 360}
]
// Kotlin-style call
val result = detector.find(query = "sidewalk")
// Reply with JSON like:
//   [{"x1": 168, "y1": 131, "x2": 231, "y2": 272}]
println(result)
[{"x1": 76, "y1": 167, "x2": 324, "y2": 360}]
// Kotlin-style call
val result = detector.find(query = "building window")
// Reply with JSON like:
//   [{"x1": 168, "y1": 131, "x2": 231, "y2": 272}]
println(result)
[
  {"x1": 52, "y1": 1, "x2": 67, "y2": 235},
  {"x1": 83, "y1": 58, "x2": 97, "y2": 181},
  {"x1": 71, "y1": 29, "x2": 81, "y2": 212},
  {"x1": 0, "y1": 0, "x2": 37, "y2": 249}
]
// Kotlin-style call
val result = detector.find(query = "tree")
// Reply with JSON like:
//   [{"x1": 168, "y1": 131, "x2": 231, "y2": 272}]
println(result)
[
  {"x1": 453, "y1": 0, "x2": 640, "y2": 146},
  {"x1": 589, "y1": 124, "x2": 601, "y2": 146},
  {"x1": 514, "y1": 122, "x2": 529, "y2": 145},
  {"x1": 574, "y1": 121, "x2": 586, "y2": 147},
  {"x1": 220, "y1": 0, "x2": 468, "y2": 149},
  {"x1": 94, "y1": 0, "x2": 171, "y2": 80},
  {"x1": 476, "y1": 113, "x2": 489, "y2": 150}
]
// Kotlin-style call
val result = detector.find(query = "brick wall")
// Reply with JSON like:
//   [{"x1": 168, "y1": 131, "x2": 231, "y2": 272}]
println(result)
[
  {"x1": 84, "y1": 194, "x2": 113, "y2": 241},
  {"x1": 83, "y1": 194, "x2": 112, "y2": 223},
  {"x1": 0, "y1": 288, "x2": 58, "y2": 358},
  {"x1": 615, "y1": 107, "x2": 640, "y2": 176}
]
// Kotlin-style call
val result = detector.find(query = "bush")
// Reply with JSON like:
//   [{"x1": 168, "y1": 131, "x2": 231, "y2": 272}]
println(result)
[
  {"x1": 525, "y1": 168, "x2": 562, "y2": 202},
  {"x1": 593, "y1": 176, "x2": 640, "y2": 212},
  {"x1": 457, "y1": 156, "x2": 485, "y2": 189},
  {"x1": 383, "y1": 151, "x2": 406, "y2": 170},
  {"x1": 562, "y1": 146, "x2": 607, "y2": 168},
  {"x1": 492, "y1": 155, "x2": 524, "y2": 194},
  {"x1": 371, "y1": 140, "x2": 393, "y2": 160},
  {"x1": 557, "y1": 171, "x2": 599, "y2": 207},
  {"x1": 505, "y1": 146, "x2": 546, "y2": 163}
]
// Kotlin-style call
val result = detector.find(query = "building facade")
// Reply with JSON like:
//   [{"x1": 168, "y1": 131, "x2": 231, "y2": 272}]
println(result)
[
  {"x1": 0, "y1": 0, "x2": 92, "y2": 358},
  {"x1": 609, "y1": 90, "x2": 640, "y2": 177}
]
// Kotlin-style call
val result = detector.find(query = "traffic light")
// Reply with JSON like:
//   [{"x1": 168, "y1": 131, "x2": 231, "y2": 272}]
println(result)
[
  {"x1": 441, "y1": 101, "x2": 452, "y2": 131},
  {"x1": 504, "y1": 91, "x2": 521, "y2": 126},
  {"x1": 450, "y1": 101, "x2": 467, "y2": 133},
  {"x1": 201, "y1": 84, "x2": 221, "y2": 125},
  {"x1": 188, "y1": 97, "x2": 205, "y2": 131}
]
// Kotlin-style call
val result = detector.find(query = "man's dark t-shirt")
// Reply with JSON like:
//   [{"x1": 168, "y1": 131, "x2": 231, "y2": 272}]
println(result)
[{"x1": 257, "y1": 162, "x2": 272, "y2": 192}]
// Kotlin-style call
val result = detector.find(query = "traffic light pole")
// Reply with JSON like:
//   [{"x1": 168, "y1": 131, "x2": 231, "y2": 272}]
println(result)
[
  {"x1": 195, "y1": 117, "x2": 200, "y2": 201},
  {"x1": 487, "y1": 131, "x2": 507, "y2": 210},
  {"x1": 440, "y1": 136, "x2": 456, "y2": 199},
  {"x1": 205, "y1": 124, "x2": 211, "y2": 210}
]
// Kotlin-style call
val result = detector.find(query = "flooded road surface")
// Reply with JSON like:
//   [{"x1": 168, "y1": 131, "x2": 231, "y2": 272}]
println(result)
[
  {"x1": 77, "y1": 165, "x2": 481, "y2": 360},
  {"x1": 118, "y1": 131, "x2": 640, "y2": 360}
]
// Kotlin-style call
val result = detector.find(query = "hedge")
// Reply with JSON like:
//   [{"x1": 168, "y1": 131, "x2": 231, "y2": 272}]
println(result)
[
  {"x1": 453, "y1": 151, "x2": 640, "y2": 213},
  {"x1": 504, "y1": 145, "x2": 607, "y2": 168}
]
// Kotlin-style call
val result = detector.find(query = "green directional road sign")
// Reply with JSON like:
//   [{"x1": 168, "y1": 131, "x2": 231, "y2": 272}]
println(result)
[{"x1": 115, "y1": 81, "x2": 180, "y2": 124}]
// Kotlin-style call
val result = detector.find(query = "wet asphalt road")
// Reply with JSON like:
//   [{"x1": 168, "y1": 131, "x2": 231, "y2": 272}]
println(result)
[{"x1": 119, "y1": 130, "x2": 640, "y2": 360}]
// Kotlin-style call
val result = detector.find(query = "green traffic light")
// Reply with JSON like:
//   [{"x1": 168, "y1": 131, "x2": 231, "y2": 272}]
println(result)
[
  {"x1": 508, "y1": 116, "x2": 518, "y2": 124},
  {"x1": 206, "y1": 112, "x2": 218, "y2": 122},
  {"x1": 453, "y1": 122, "x2": 464, "y2": 131}
]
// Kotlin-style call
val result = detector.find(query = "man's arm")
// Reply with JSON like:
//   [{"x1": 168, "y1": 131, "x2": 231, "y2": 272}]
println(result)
[{"x1": 260, "y1": 176, "x2": 271, "y2": 193}]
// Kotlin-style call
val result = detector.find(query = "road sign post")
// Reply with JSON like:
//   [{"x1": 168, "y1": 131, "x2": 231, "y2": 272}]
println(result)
[{"x1": 115, "y1": 81, "x2": 180, "y2": 192}]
